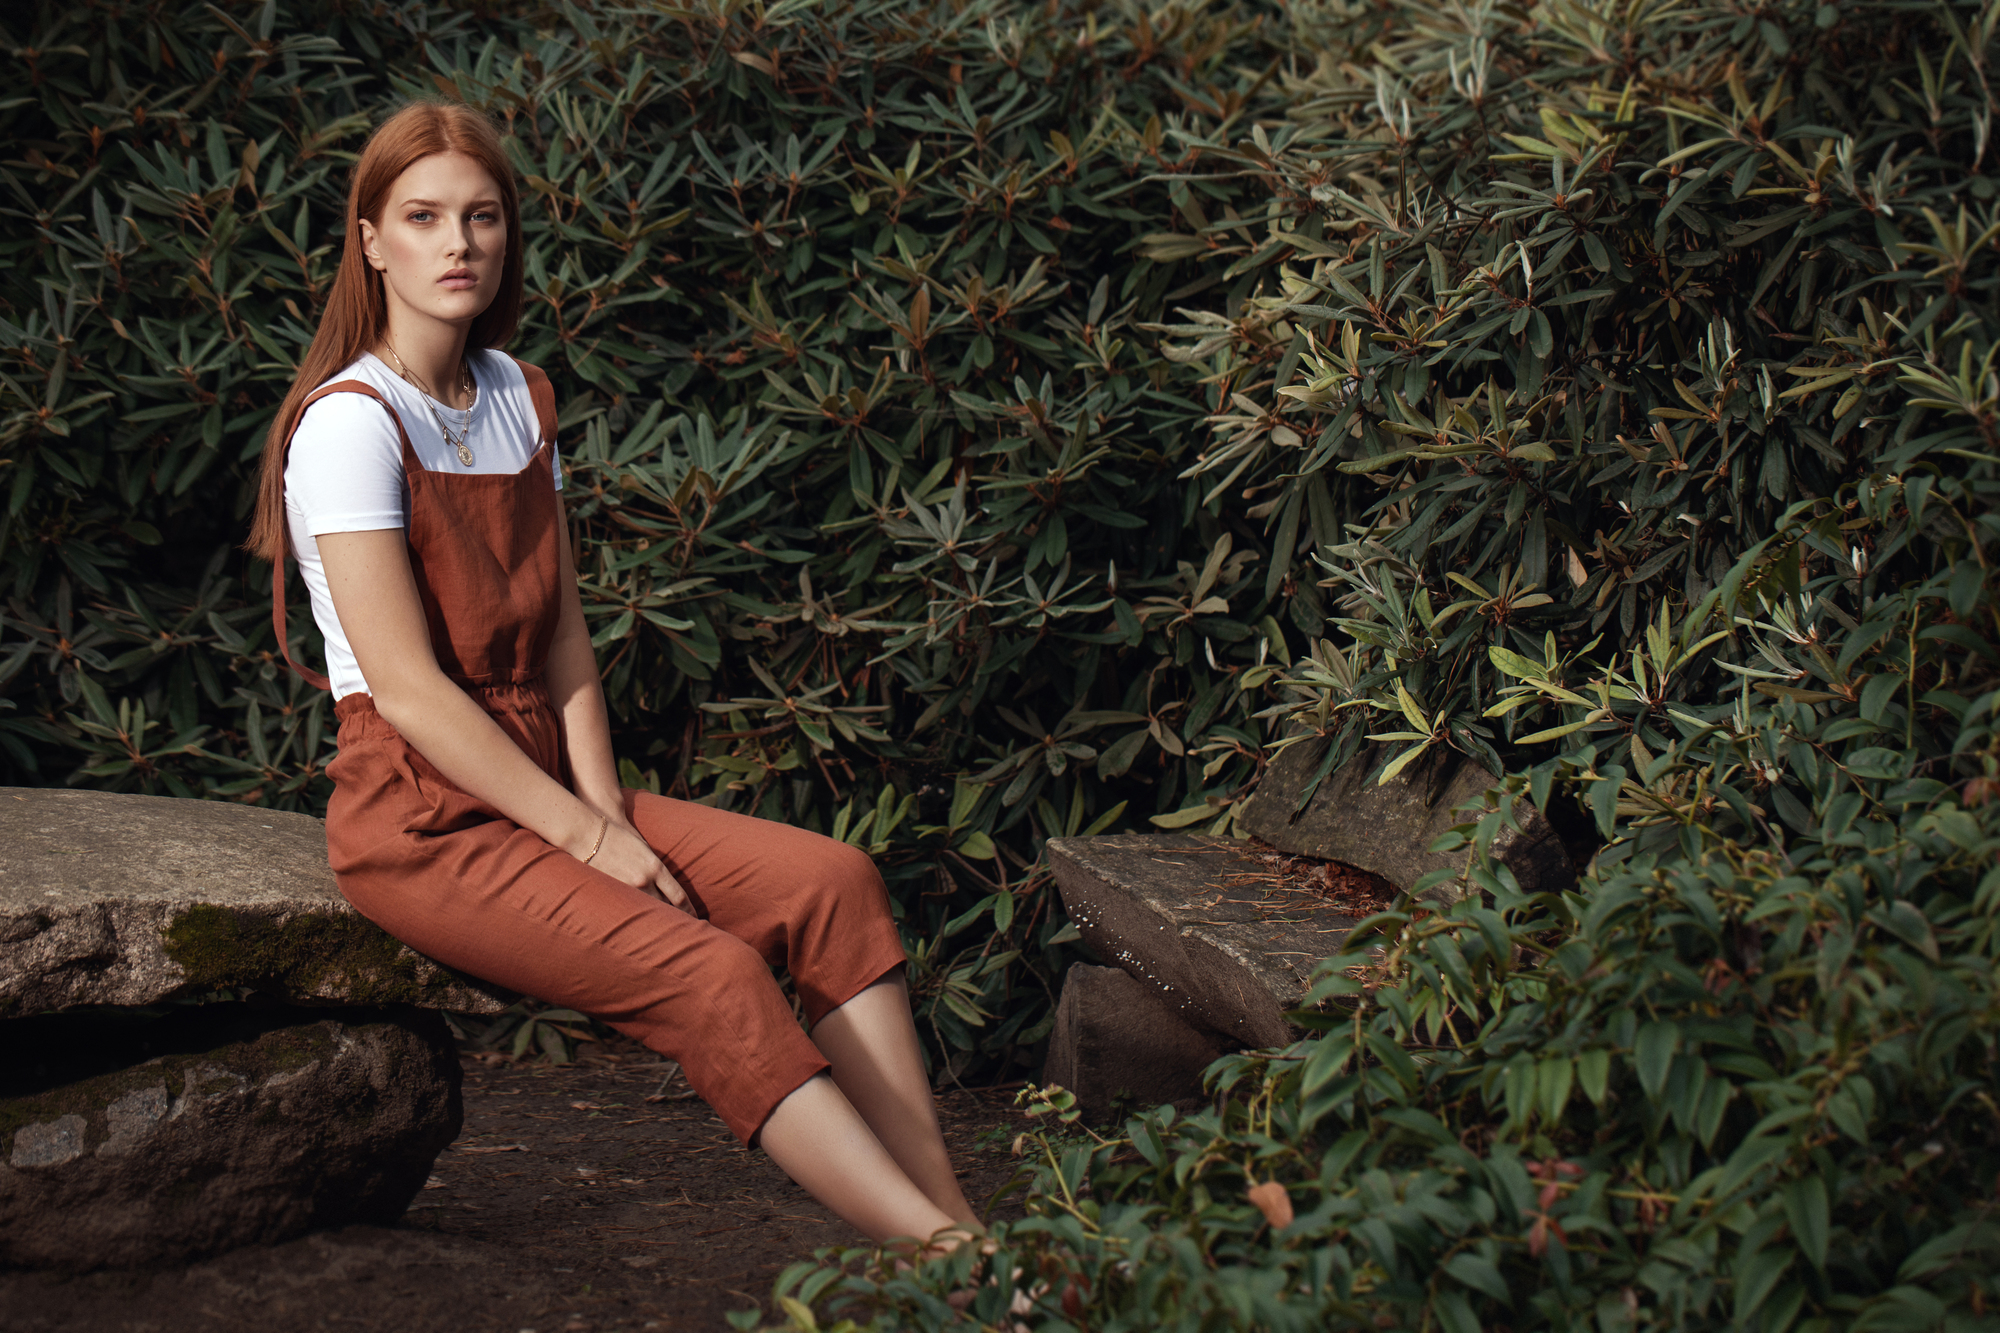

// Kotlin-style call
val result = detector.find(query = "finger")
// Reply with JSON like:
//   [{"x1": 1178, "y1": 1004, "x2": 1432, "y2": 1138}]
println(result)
[{"x1": 656, "y1": 867, "x2": 689, "y2": 908}]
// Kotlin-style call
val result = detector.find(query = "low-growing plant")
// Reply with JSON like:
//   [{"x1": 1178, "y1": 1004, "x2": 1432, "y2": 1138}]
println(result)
[{"x1": 792, "y1": 769, "x2": 1998, "y2": 1332}]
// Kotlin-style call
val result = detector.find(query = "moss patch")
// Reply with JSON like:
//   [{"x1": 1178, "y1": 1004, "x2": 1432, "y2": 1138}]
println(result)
[{"x1": 161, "y1": 905, "x2": 443, "y2": 1006}]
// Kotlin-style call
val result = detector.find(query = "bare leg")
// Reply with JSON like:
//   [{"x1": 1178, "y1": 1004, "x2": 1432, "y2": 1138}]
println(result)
[
  {"x1": 809, "y1": 968, "x2": 979, "y2": 1227},
  {"x1": 757, "y1": 1072, "x2": 965, "y2": 1245}
]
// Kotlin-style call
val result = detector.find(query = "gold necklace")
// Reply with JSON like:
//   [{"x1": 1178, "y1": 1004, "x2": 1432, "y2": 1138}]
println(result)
[{"x1": 383, "y1": 339, "x2": 478, "y2": 466}]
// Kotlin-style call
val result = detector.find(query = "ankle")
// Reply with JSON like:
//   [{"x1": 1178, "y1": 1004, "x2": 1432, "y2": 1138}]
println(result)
[{"x1": 923, "y1": 1225, "x2": 983, "y2": 1256}]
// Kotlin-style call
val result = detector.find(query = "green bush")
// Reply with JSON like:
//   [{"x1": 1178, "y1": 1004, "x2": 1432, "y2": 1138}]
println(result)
[
  {"x1": 806, "y1": 773, "x2": 1999, "y2": 1332},
  {"x1": 752, "y1": 0, "x2": 2000, "y2": 1327}
]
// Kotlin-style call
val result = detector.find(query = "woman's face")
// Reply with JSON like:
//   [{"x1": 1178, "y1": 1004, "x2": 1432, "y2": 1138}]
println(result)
[{"x1": 358, "y1": 150, "x2": 506, "y2": 330}]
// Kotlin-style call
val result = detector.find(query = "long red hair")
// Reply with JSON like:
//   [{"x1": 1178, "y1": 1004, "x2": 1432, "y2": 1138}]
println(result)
[{"x1": 247, "y1": 101, "x2": 523, "y2": 562}]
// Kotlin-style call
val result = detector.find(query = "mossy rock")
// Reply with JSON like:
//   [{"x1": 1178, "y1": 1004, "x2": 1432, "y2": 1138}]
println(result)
[
  {"x1": 163, "y1": 904, "x2": 449, "y2": 1007},
  {"x1": 0, "y1": 1002, "x2": 461, "y2": 1270},
  {"x1": 1, "y1": 788, "x2": 509, "y2": 1014}
]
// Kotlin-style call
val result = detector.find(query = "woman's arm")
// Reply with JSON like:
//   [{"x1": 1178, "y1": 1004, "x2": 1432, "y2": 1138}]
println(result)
[
  {"x1": 542, "y1": 512, "x2": 623, "y2": 823},
  {"x1": 319, "y1": 528, "x2": 684, "y2": 904}
]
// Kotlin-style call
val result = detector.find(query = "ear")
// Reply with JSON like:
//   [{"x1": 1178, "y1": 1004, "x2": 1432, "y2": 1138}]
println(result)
[{"x1": 358, "y1": 217, "x2": 387, "y2": 272}]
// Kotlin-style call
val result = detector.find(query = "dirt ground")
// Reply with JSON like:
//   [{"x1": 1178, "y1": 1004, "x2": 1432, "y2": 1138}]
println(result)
[{"x1": 0, "y1": 1042, "x2": 1039, "y2": 1333}]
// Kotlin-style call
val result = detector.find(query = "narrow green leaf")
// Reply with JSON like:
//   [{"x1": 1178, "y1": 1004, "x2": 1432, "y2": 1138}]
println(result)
[
  {"x1": 1577, "y1": 1049, "x2": 1611, "y2": 1106},
  {"x1": 1149, "y1": 802, "x2": 1218, "y2": 828},
  {"x1": 1783, "y1": 1175, "x2": 1830, "y2": 1269},
  {"x1": 1634, "y1": 1021, "x2": 1678, "y2": 1097},
  {"x1": 1443, "y1": 1252, "x2": 1509, "y2": 1302}
]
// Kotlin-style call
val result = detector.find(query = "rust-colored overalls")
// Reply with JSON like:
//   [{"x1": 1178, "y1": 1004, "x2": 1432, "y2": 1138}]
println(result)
[{"x1": 273, "y1": 362, "x2": 906, "y2": 1144}]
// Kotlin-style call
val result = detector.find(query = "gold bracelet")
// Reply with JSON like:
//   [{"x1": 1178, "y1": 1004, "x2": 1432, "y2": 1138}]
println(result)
[{"x1": 581, "y1": 814, "x2": 609, "y2": 865}]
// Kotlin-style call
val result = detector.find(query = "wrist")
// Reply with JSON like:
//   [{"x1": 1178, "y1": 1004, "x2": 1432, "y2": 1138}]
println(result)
[
  {"x1": 573, "y1": 777, "x2": 625, "y2": 821},
  {"x1": 579, "y1": 813, "x2": 610, "y2": 864},
  {"x1": 562, "y1": 802, "x2": 607, "y2": 858}
]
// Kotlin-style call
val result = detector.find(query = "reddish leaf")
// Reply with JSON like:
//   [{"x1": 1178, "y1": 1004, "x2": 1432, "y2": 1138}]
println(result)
[{"x1": 1247, "y1": 1181, "x2": 1294, "y2": 1229}]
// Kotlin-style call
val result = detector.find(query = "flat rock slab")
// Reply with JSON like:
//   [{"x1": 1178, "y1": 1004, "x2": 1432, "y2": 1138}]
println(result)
[
  {"x1": 0, "y1": 788, "x2": 507, "y2": 1015},
  {"x1": 1, "y1": 1003, "x2": 461, "y2": 1269},
  {"x1": 1046, "y1": 833, "x2": 1356, "y2": 1050},
  {"x1": 1239, "y1": 741, "x2": 1574, "y2": 898}
]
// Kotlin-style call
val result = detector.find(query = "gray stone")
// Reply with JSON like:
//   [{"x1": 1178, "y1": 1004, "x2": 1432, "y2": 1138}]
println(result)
[
  {"x1": 1046, "y1": 833, "x2": 1358, "y2": 1049},
  {"x1": 9, "y1": 1115, "x2": 84, "y2": 1168},
  {"x1": 1042, "y1": 963, "x2": 1227, "y2": 1122},
  {"x1": 100, "y1": 1084, "x2": 168, "y2": 1156},
  {"x1": 0, "y1": 787, "x2": 507, "y2": 1015},
  {"x1": 1239, "y1": 741, "x2": 1574, "y2": 898},
  {"x1": 0, "y1": 1004, "x2": 461, "y2": 1270}
]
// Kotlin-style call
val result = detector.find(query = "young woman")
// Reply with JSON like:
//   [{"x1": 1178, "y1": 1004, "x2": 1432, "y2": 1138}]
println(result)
[{"x1": 248, "y1": 102, "x2": 976, "y2": 1248}]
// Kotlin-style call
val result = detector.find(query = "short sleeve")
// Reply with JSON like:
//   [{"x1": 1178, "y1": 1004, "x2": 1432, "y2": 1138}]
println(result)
[{"x1": 285, "y1": 392, "x2": 409, "y2": 535}]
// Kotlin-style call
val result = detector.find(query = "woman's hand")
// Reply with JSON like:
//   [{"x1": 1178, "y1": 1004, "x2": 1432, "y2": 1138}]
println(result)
[{"x1": 573, "y1": 815, "x2": 688, "y2": 908}]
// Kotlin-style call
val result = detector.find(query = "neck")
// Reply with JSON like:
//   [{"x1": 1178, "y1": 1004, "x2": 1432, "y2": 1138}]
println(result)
[{"x1": 378, "y1": 314, "x2": 475, "y2": 410}]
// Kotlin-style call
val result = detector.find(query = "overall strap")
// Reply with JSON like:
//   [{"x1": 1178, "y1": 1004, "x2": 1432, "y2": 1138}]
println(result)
[
  {"x1": 510, "y1": 357, "x2": 557, "y2": 448},
  {"x1": 270, "y1": 380, "x2": 417, "y2": 692}
]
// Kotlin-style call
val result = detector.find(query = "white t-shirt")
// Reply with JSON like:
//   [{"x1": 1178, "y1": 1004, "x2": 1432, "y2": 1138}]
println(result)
[{"x1": 284, "y1": 349, "x2": 561, "y2": 698}]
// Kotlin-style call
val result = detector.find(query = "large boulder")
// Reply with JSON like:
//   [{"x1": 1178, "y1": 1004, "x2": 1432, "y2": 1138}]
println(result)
[
  {"x1": 1045, "y1": 833, "x2": 1359, "y2": 1049},
  {"x1": 0, "y1": 788, "x2": 507, "y2": 1015},
  {"x1": 1239, "y1": 741, "x2": 1574, "y2": 898},
  {"x1": 0, "y1": 1002, "x2": 461, "y2": 1270},
  {"x1": 1042, "y1": 962, "x2": 1227, "y2": 1121}
]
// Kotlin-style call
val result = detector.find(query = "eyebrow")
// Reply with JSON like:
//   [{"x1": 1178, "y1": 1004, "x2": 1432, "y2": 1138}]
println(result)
[{"x1": 399, "y1": 198, "x2": 503, "y2": 210}]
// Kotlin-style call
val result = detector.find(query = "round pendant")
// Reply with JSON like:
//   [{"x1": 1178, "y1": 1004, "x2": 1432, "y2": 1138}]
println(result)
[{"x1": 455, "y1": 442, "x2": 475, "y2": 467}]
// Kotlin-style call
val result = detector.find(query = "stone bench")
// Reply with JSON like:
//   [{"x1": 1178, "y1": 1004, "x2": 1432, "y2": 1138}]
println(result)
[
  {"x1": 1041, "y1": 743, "x2": 1576, "y2": 1119},
  {"x1": 1, "y1": 787, "x2": 509, "y2": 1270}
]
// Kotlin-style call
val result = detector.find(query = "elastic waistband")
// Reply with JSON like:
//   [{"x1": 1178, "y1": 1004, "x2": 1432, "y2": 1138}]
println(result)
[{"x1": 334, "y1": 674, "x2": 552, "y2": 725}]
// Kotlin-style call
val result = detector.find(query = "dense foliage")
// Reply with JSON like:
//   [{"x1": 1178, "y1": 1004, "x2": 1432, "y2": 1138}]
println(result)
[
  {"x1": 5, "y1": 0, "x2": 1997, "y2": 1323},
  {"x1": 746, "y1": 0, "x2": 1996, "y2": 1328},
  {"x1": 806, "y1": 775, "x2": 1999, "y2": 1332}
]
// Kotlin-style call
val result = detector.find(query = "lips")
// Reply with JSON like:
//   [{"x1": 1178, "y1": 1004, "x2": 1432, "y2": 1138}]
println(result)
[{"x1": 439, "y1": 268, "x2": 477, "y2": 290}]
